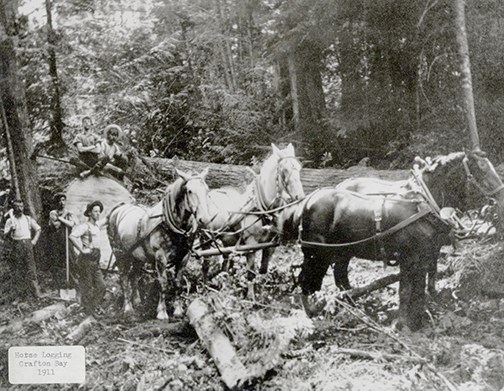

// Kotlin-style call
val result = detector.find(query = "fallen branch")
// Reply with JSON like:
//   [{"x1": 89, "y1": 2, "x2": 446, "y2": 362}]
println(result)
[
  {"x1": 65, "y1": 315, "x2": 96, "y2": 343},
  {"x1": 0, "y1": 302, "x2": 68, "y2": 335},
  {"x1": 117, "y1": 337, "x2": 175, "y2": 355},
  {"x1": 331, "y1": 348, "x2": 427, "y2": 364},
  {"x1": 342, "y1": 273, "x2": 400, "y2": 299},
  {"x1": 341, "y1": 265, "x2": 452, "y2": 300},
  {"x1": 333, "y1": 297, "x2": 458, "y2": 391},
  {"x1": 124, "y1": 320, "x2": 188, "y2": 339},
  {"x1": 187, "y1": 298, "x2": 249, "y2": 390},
  {"x1": 194, "y1": 242, "x2": 278, "y2": 258}
]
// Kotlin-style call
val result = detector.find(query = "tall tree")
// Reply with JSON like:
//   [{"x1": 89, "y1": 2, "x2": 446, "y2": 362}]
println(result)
[
  {"x1": 44, "y1": 0, "x2": 65, "y2": 150},
  {"x1": 454, "y1": 0, "x2": 479, "y2": 150},
  {"x1": 0, "y1": 0, "x2": 42, "y2": 219}
]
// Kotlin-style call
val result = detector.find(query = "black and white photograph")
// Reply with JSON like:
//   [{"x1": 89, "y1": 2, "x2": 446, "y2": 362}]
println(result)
[{"x1": 2, "y1": 0, "x2": 504, "y2": 389}]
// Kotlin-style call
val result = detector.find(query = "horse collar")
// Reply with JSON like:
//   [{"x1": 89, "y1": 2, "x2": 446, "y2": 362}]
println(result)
[{"x1": 162, "y1": 189, "x2": 193, "y2": 237}]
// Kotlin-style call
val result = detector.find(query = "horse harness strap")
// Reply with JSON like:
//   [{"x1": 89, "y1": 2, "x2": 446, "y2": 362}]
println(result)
[
  {"x1": 163, "y1": 189, "x2": 191, "y2": 237},
  {"x1": 300, "y1": 207, "x2": 432, "y2": 249},
  {"x1": 374, "y1": 197, "x2": 387, "y2": 259}
]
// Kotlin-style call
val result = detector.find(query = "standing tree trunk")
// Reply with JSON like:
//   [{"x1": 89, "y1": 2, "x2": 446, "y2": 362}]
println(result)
[
  {"x1": 0, "y1": 0, "x2": 42, "y2": 219},
  {"x1": 45, "y1": 0, "x2": 65, "y2": 149},
  {"x1": 453, "y1": 0, "x2": 479, "y2": 150},
  {"x1": 288, "y1": 42, "x2": 341, "y2": 164}
]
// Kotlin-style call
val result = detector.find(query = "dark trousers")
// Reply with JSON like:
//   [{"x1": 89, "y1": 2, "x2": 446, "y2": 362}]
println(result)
[
  {"x1": 8, "y1": 239, "x2": 39, "y2": 297},
  {"x1": 77, "y1": 248, "x2": 106, "y2": 315}
]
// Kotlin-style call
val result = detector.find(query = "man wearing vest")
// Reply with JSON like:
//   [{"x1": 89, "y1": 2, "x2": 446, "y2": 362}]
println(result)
[
  {"x1": 69, "y1": 200, "x2": 106, "y2": 317},
  {"x1": 3, "y1": 198, "x2": 43, "y2": 298}
]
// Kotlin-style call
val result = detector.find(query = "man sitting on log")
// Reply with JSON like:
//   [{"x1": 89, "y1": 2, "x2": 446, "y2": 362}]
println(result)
[
  {"x1": 70, "y1": 116, "x2": 102, "y2": 178},
  {"x1": 97, "y1": 124, "x2": 129, "y2": 180},
  {"x1": 70, "y1": 120, "x2": 129, "y2": 180}
]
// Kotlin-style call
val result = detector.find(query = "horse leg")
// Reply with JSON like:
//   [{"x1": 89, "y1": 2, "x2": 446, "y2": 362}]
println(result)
[
  {"x1": 259, "y1": 247, "x2": 276, "y2": 275},
  {"x1": 332, "y1": 258, "x2": 351, "y2": 291},
  {"x1": 130, "y1": 268, "x2": 142, "y2": 308},
  {"x1": 299, "y1": 249, "x2": 332, "y2": 317},
  {"x1": 398, "y1": 254, "x2": 427, "y2": 331},
  {"x1": 202, "y1": 257, "x2": 210, "y2": 284},
  {"x1": 427, "y1": 257, "x2": 437, "y2": 297},
  {"x1": 116, "y1": 255, "x2": 135, "y2": 315},
  {"x1": 246, "y1": 251, "x2": 258, "y2": 300},
  {"x1": 155, "y1": 260, "x2": 169, "y2": 320}
]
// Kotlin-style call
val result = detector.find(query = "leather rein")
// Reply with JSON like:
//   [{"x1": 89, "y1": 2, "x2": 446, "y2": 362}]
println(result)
[{"x1": 300, "y1": 154, "x2": 504, "y2": 249}]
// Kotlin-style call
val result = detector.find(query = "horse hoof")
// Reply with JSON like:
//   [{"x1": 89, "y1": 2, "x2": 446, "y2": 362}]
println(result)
[
  {"x1": 391, "y1": 318, "x2": 412, "y2": 334},
  {"x1": 157, "y1": 311, "x2": 169, "y2": 320}
]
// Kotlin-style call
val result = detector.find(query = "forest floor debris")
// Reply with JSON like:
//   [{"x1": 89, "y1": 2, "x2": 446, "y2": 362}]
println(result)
[{"x1": 1, "y1": 239, "x2": 504, "y2": 390}]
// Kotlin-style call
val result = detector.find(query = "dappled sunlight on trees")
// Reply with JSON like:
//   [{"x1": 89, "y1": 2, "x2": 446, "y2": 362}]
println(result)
[{"x1": 9, "y1": 0, "x2": 504, "y2": 167}]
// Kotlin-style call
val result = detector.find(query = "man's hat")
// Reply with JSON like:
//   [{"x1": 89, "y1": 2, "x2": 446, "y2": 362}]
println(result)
[
  {"x1": 84, "y1": 200, "x2": 104, "y2": 217},
  {"x1": 104, "y1": 124, "x2": 122, "y2": 137},
  {"x1": 53, "y1": 192, "x2": 66, "y2": 201}
]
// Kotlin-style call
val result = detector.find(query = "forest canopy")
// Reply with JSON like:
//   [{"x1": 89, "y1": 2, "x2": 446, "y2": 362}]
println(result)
[{"x1": 8, "y1": 0, "x2": 504, "y2": 168}]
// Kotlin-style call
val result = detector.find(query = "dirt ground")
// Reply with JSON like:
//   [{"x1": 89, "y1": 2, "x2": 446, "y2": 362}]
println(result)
[{"x1": 1, "y1": 238, "x2": 504, "y2": 390}]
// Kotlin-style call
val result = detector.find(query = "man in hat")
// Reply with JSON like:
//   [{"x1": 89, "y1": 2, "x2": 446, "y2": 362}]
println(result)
[
  {"x1": 69, "y1": 200, "x2": 106, "y2": 317},
  {"x1": 47, "y1": 192, "x2": 76, "y2": 288},
  {"x1": 3, "y1": 198, "x2": 43, "y2": 298},
  {"x1": 98, "y1": 124, "x2": 129, "y2": 179}
]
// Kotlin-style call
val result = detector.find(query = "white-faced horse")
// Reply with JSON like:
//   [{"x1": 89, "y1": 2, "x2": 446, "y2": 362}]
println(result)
[
  {"x1": 202, "y1": 143, "x2": 305, "y2": 285},
  {"x1": 107, "y1": 168, "x2": 211, "y2": 320}
]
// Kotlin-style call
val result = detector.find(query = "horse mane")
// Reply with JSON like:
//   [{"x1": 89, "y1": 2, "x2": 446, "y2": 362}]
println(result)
[
  {"x1": 423, "y1": 151, "x2": 465, "y2": 173},
  {"x1": 260, "y1": 151, "x2": 279, "y2": 175},
  {"x1": 168, "y1": 177, "x2": 186, "y2": 206}
]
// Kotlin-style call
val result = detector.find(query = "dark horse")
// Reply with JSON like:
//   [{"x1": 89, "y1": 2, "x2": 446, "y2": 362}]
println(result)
[
  {"x1": 279, "y1": 150, "x2": 504, "y2": 330},
  {"x1": 107, "y1": 168, "x2": 211, "y2": 320}
]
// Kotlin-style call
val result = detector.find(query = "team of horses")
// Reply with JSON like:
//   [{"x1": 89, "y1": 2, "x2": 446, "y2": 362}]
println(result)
[{"x1": 106, "y1": 145, "x2": 504, "y2": 330}]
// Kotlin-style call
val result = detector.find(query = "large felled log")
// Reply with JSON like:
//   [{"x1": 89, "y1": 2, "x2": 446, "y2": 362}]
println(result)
[
  {"x1": 0, "y1": 302, "x2": 68, "y2": 335},
  {"x1": 187, "y1": 298, "x2": 249, "y2": 390},
  {"x1": 37, "y1": 155, "x2": 409, "y2": 194},
  {"x1": 149, "y1": 157, "x2": 410, "y2": 194}
]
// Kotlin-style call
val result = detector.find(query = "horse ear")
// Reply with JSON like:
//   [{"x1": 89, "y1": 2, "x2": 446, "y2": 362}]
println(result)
[
  {"x1": 271, "y1": 143, "x2": 281, "y2": 157},
  {"x1": 284, "y1": 143, "x2": 295, "y2": 156},
  {"x1": 199, "y1": 167, "x2": 209, "y2": 179},
  {"x1": 175, "y1": 168, "x2": 190, "y2": 182}
]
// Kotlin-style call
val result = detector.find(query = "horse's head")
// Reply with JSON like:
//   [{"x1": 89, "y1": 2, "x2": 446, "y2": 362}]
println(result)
[
  {"x1": 415, "y1": 152, "x2": 469, "y2": 209},
  {"x1": 175, "y1": 167, "x2": 211, "y2": 229},
  {"x1": 462, "y1": 150, "x2": 504, "y2": 228},
  {"x1": 417, "y1": 150, "x2": 504, "y2": 215},
  {"x1": 271, "y1": 143, "x2": 305, "y2": 202},
  {"x1": 462, "y1": 149, "x2": 504, "y2": 199}
]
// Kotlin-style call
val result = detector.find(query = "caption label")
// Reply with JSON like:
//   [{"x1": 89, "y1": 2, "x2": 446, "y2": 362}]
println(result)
[{"x1": 9, "y1": 346, "x2": 85, "y2": 384}]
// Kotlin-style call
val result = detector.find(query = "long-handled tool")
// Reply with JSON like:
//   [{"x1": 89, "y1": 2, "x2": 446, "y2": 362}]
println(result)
[{"x1": 60, "y1": 226, "x2": 77, "y2": 301}]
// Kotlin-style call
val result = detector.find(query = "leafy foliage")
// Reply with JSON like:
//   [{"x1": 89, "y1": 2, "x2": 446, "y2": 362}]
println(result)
[{"x1": 13, "y1": 0, "x2": 504, "y2": 167}]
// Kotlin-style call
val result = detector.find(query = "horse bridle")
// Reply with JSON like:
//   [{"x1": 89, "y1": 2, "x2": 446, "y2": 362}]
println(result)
[
  {"x1": 462, "y1": 156, "x2": 504, "y2": 197},
  {"x1": 255, "y1": 156, "x2": 302, "y2": 212},
  {"x1": 163, "y1": 176, "x2": 208, "y2": 237}
]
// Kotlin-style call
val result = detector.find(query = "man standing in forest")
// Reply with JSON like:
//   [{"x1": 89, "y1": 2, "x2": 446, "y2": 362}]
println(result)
[
  {"x1": 70, "y1": 116, "x2": 102, "y2": 178},
  {"x1": 69, "y1": 200, "x2": 106, "y2": 317},
  {"x1": 3, "y1": 198, "x2": 43, "y2": 299},
  {"x1": 47, "y1": 192, "x2": 76, "y2": 288}
]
